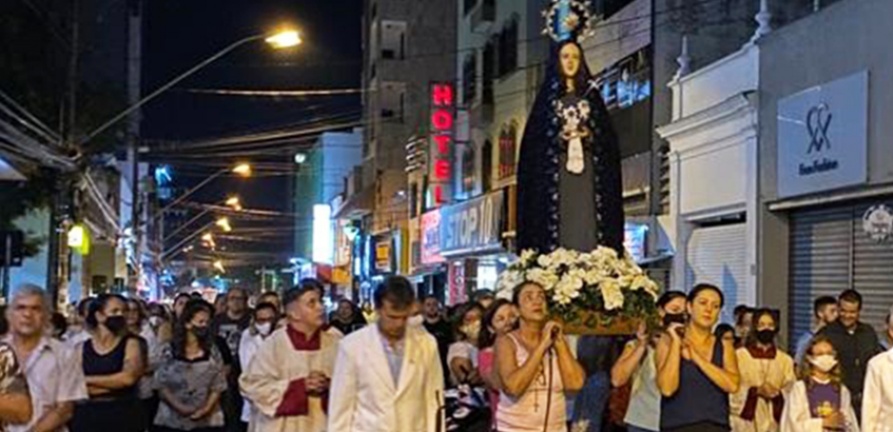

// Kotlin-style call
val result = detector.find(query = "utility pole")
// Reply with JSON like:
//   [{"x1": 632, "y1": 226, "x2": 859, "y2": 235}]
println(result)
[{"x1": 127, "y1": 0, "x2": 143, "y2": 289}]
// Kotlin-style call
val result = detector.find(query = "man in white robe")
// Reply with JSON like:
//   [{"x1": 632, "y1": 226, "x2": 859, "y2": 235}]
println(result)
[{"x1": 239, "y1": 279, "x2": 340, "y2": 432}]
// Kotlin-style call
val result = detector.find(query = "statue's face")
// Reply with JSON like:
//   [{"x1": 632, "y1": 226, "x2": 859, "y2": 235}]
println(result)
[{"x1": 559, "y1": 43, "x2": 581, "y2": 78}]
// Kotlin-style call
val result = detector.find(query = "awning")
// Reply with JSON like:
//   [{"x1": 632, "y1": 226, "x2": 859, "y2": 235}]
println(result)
[
  {"x1": 332, "y1": 186, "x2": 374, "y2": 219},
  {"x1": 0, "y1": 156, "x2": 26, "y2": 181},
  {"x1": 637, "y1": 253, "x2": 674, "y2": 266}
]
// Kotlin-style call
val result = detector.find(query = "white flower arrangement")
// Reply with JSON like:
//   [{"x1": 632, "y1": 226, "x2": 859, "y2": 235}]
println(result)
[{"x1": 497, "y1": 247, "x2": 660, "y2": 328}]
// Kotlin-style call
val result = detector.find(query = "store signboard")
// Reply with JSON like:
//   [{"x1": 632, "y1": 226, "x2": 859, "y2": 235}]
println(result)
[
  {"x1": 420, "y1": 209, "x2": 445, "y2": 265},
  {"x1": 439, "y1": 190, "x2": 504, "y2": 257},
  {"x1": 429, "y1": 83, "x2": 455, "y2": 206},
  {"x1": 777, "y1": 71, "x2": 868, "y2": 198},
  {"x1": 374, "y1": 238, "x2": 393, "y2": 274}
]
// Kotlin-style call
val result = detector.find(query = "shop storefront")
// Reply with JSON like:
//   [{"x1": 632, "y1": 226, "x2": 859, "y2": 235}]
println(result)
[
  {"x1": 757, "y1": 0, "x2": 893, "y2": 342},
  {"x1": 436, "y1": 188, "x2": 510, "y2": 306}
]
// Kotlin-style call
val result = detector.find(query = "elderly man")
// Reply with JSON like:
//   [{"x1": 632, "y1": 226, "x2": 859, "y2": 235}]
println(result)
[{"x1": 5, "y1": 284, "x2": 85, "y2": 432}]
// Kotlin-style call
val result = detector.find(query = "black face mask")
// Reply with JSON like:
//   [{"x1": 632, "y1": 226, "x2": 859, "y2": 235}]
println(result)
[
  {"x1": 191, "y1": 326, "x2": 210, "y2": 340},
  {"x1": 105, "y1": 316, "x2": 128, "y2": 334},
  {"x1": 755, "y1": 329, "x2": 777, "y2": 344},
  {"x1": 663, "y1": 313, "x2": 686, "y2": 327}
]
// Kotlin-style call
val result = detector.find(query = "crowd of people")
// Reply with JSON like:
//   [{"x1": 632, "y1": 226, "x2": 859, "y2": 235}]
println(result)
[{"x1": 0, "y1": 279, "x2": 889, "y2": 431}]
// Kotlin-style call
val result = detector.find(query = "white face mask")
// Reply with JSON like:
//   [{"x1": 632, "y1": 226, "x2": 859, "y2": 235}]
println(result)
[
  {"x1": 255, "y1": 322, "x2": 272, "y2": 336},
  {"x1": 148, "y1": 316, "x2": 162, "y2": 327},
  {"x1": 408, "y1": 315, "x2": 424, "y2": 328},
  {"x1": 809, "y1": 354, "x2": 838, "y2": 372},
  {"x1": 461, "y1": 320, "x2": 482, "y2": 341}
]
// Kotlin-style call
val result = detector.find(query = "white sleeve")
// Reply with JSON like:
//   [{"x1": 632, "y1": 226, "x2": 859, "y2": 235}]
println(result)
[
  {"x1": 327, "y1": 342, "x2": 358, "y2": 432},
  {"x1": 841, "y1": 387, "x2": 861, "y2": 432},
  {"x1": 860, "y1": 359, "x2": 881, "y2": 432},
  {"x1": 425, "y1": 337, "x2": 445, "y2": 432},
  {"x1": 780, "y1": 381, "x2": 824, "y2": 432}
]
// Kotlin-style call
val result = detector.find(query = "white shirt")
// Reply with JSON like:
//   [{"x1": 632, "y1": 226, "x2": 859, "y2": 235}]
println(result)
[
  {"x1": 238, "y1": 327, "x2": 267, "y2": 423},
  {"x1": 862, "y1": 348, "x2": 893, "y2": 432},
  {"x1": 446, "y1": 341, "x2": 478, "y2": 385},
  {"x1": 6, "y1": 336, "x2": 88, "y2": 432}
]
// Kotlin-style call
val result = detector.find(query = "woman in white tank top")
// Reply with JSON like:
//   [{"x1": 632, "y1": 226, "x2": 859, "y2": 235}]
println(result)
[{"x1": 494, "y1": 282, "x2": 586, "y2": 432}]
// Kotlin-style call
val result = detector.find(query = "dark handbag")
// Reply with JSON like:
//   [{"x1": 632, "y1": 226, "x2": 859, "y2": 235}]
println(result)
[
  {"x1": 606, "y1": 382, "x2": 632, "y2": 425},
  {"x1": 445, "y1": 384, "x2": 491, "y2": 432}
]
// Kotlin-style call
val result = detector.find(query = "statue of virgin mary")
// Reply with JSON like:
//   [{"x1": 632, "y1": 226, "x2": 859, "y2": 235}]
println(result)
[{"x1": 516, "y1": 1, "x2": 624, "y2": 255}]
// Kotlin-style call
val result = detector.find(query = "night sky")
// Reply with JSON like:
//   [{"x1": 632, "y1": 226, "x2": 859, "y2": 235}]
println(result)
[{"x1": 142, "y1": 0, "x2": 362, "y2": 266}]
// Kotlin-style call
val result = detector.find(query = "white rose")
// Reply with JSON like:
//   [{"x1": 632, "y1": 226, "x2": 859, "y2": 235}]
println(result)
[
  {"x1": 527, "y1": 268, "x2": 559, "y2": 290},
  {"x1": 601, "y1": 279, "x2": 625, "y2": 311}
]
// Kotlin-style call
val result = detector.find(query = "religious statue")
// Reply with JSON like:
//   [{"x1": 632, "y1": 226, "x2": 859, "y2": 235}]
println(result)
[{"x1": 516, "y1": 0, "x2": 624, "y2": 255}]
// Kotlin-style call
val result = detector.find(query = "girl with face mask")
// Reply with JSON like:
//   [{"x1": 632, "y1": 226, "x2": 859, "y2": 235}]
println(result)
[
  {"x1": 447, "y1": 302, "x2": 486, "y2": 386},
  {"x1": 730, "y1": 309, "x2": 797, "y2": 432},
  {"x1": 154, "y1": 299, "x2": 228, "y2": 432},
  {"x1": 780, "y1": 336, "x2": 859, "y2": 432},
  {"x1": 70, "y1": 294, "x2": 147, "y2": 432}
]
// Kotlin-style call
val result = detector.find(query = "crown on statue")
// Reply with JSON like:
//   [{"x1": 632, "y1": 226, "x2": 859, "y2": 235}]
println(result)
[{"x1": 542, "y1": 0, "x2": 596, "y2": 43}]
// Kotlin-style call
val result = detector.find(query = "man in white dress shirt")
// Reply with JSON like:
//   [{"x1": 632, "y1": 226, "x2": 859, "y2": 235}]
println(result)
[
  {"x1": 328, "y1": 276, "x2": 444, "y2": 432},
  {"x1": 5, "y1": 284, "x2": 88, "y2": 432}
]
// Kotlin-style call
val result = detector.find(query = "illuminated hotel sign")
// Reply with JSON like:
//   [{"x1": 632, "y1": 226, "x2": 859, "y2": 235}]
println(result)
[{"x1": 429, "y1": 83, "x2": 455, "y2": 206}]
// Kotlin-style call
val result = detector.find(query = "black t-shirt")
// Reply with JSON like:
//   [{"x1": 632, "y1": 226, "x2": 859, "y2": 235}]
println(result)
[
  {"x1": 330, "y1": 314, "x2": 367, "y2": 335},
  {"x1": 212, "y1": 313, "x2": 251, "y2": 370},
  {"x1": 423, "y1": 318, "x2": 453, "y2": 381}
]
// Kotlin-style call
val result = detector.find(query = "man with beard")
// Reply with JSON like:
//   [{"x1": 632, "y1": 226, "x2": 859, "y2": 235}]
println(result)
[
  {"x1": 420, "y1": 295, "x2": 451, "y2": 385},
  {"x1": 239, "y1": 279, "x2": 340, "y2": 432}
]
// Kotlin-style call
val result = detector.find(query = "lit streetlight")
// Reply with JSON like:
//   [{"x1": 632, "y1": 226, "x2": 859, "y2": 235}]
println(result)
[
  {"x1": 82, "y1": 30, "x2": 303, "y2": 145},
  {"x1": 154, "y1": 162, "x2": 252, "y2": 221},
  {"x1": 265, "y1": 30, "x2": 302, "y2": 49},
  {"x1": 213, "y1": 260, "x2": 226, "y2": 273},
  {"x1": 215, "y1": 217, "x2": 232, "y2": 233},
  {"x1": 225, "y1": 196, "x2": 243, "y2": 211}
]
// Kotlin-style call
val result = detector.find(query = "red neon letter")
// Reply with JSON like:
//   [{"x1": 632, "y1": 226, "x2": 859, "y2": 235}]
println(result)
[
  {"x1": 432, "y1": 84, "x2": 453, "y2": 107},
  {"x1": 434, "y1": 185, "x2": 444, "y2": 203},
  {"x1": 431, "y1": 109, "x2": 453, "y2": 130},
  {"x1": 434, "y1": 160, "x2": 450, "y2": 179}
]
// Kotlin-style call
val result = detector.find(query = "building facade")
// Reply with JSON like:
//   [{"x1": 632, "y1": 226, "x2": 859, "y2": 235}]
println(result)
[{"x1": 756, "y1": 0, "x2": 893, "y2": 342}]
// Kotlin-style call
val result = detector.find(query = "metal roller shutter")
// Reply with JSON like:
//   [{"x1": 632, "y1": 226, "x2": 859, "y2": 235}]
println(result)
[
  {"x1": 789, "y1": 207, "x2": 852, "y2": 348},
  {"x1": 789, "y1": 199, "x2": 893, "y2": 348},
  {"x1": 686, "y1": 223, "x2": 748, "y2": 325},
  {"x1": 852, "y1": 201, "x2": 893, "y2": 333}
]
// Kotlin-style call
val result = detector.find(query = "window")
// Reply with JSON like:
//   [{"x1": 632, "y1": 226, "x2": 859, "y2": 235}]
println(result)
[
  {"x1": 462, "y1": 146, "x2": 476, "y2": 196},
  {"x1": 498, "y1": 122, "x2": 517, "y2": 179},
  {"x1": 497, "y1": 15, "x2": 519, "y2": 78},
  {"x1": 462, "y1": 53, "x2": 477, "y2": 105},
  {"x1": 463, "y1": 0, "x2": 477, "y2": 15},
  {"x1": 381, "y1": 21, "x2": 407, "y2": 60},
  {"x1": 595, "y1": 47, "x2": 652, "y2": 111},
  {"x1": 482, "y1": 40, "x2": 495, "y2": 104},
  {"x1": 481, "y1": 140, "x2": 493, "y2": 191},
  {"x1": 380, "y1": 82, "x2": 406, "y2": 122}
]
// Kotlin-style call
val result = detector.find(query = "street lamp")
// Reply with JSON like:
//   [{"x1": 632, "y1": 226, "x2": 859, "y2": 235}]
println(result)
[
  {"x1": 213, "y1": 260, "x2": 226, "y2": 273},
  {"x1": 225, "y1": 196, "x2": 242, "y2": 211},
  {"x1": 265, "y1": 30, "x2": 302, "y2": 49},
  {"x1": 215, "y1": 217, "x2": 232, "y2": 233},
  {"x1": 154, "y1": 162, "x2": 252, "y2": 220},
  {"x1": 81, "y1": 29, "x2": 303, "y2": 145},
  {"x1": 161, "y1": 195, "x2": 242, "y2": 242}
]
